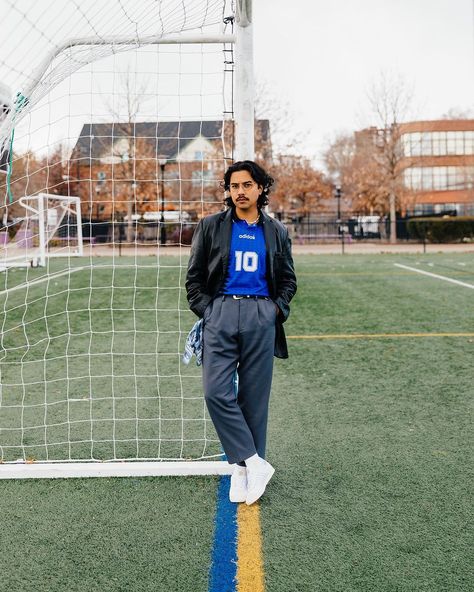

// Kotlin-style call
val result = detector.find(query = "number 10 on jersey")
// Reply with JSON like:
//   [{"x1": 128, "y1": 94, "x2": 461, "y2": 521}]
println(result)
[{"x1": 235, "y1": 250, "x2": 258, "y2": 272}]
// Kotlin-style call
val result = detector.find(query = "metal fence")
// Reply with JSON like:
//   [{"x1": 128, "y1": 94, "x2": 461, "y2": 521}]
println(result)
[
  {"x1": 47, "y1": 212, "x2": 474, "y2": 251},
  {"x1": 290, "y1": 216, "x2": 389, "y2": 244},
  {"x1": 288, "y1": 212, "x2": 474, "y2": 245}
]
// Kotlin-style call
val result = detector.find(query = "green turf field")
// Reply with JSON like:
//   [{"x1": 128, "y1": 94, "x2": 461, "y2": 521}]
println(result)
[
  {"x1": 0, "y1": 253, "x2": 472, "y2": 591},
  {"x1": 0, "y1": 257, "x2": 221, "y2": 462}
]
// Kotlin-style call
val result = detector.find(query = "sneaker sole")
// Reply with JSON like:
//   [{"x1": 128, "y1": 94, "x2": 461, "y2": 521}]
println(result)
[
  {"x1": 229, "y1": 490, "x2": 247, "y2": 503},
  {"x1": 245, "y1": 465, "x2": 275, "y2": 505}
]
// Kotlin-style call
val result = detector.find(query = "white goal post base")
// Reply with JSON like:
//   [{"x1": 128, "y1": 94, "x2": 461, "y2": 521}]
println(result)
[{"x1": 0, "y1": 461, "x2": 233, "y2": 480}]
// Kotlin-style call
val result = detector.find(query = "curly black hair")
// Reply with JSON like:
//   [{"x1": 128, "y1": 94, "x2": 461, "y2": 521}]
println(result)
[{"x1": 222, "y1": 160, "x2": 274, "y2": 209}]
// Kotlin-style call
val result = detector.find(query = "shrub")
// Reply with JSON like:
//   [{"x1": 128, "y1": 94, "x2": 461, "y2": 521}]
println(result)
[{"x1": 407, "y1": 216, "x2": 474, "y2": 243}]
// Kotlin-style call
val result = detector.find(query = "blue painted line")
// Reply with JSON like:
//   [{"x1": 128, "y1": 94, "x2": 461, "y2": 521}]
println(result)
[{"x1": 208, "y1": 475, "x2": 238, "y2": 592}]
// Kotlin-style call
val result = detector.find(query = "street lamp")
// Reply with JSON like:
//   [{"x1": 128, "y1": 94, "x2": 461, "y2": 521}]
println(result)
[
  {"x1": 158, "y1": 156, "x2": 167, "y2": 245},
  {"x1": 334, "y1": 185, "x2": 342, "y2": 222},
  {"x1": 131, "y1": 181, "x2": 138, "y2": 216},
  {"x1": 94, "y1": 184, "x2": 102, "y2": 220},
  {"x1": 334, "y1": 184, "x2": 346, "y2": 253}
]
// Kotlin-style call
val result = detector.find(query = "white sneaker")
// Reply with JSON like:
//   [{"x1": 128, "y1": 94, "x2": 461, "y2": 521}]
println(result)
[
  {"x1": 229, "y1": 466, "x2": 248, "y2": 503},
  {"x1": 245, "y1": 460, "x2": 275, "y2": 505}
]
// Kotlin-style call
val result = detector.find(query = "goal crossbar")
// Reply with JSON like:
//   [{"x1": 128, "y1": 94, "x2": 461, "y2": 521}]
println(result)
[
  {"x1": 25, "y1": 33, "x2": 236, "y2": 95},
  {"x1": 0, "y1": 34, "x2": 236, "y2": 138}
]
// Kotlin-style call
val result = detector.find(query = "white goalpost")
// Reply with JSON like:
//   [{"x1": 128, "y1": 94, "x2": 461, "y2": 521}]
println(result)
[
  {"x1": 0, "y1": 194, "x2": 83, "y2": 272},
  {"x1": 0, "y1": 0, "x2": 255, "y2": 478}
]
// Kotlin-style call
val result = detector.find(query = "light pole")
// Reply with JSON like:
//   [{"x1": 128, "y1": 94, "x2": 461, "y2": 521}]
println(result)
[
  {"x1": 94, "y1": 184, "x2": 102, "y2": 220},
  {"x1": 120, "y1": 151, "x2": 134, "y2": 243},
  {"x1": 334, "y1": 185, "x2": 345, "y2": 254},
  {"x1": 158, "y1": 156, "x2": 167, "y2": 245},
  {"x1": 334, "y1": 185, "x2": 342, "y2": 222}
]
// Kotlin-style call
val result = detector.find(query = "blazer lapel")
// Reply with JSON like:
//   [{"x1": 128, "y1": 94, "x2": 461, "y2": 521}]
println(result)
[
  {"x1": 219, "y1": 209, "x2": 233, "y2": 271},
  {"x1": 262, "y1": 211, "x2": 276, "y2": 274}
]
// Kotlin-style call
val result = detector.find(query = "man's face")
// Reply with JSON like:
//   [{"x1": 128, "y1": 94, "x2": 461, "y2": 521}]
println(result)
[{"x1": 229, "y1": 170, "x2": 262, "y2": 213}]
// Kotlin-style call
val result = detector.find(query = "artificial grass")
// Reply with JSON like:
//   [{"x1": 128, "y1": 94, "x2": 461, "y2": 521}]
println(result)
[
  {"x1": 262, "y1": 254, "x2": 473, "y2": 591},
  {"x1": 0, "y1": 256, "x2": 220, "y2": 462},
  {"x1": 0, "y1": 253, "x2": 472, "y2": 591},
  {"x1": 0, "y1": 476, "x2": 216, "y2": 592}
]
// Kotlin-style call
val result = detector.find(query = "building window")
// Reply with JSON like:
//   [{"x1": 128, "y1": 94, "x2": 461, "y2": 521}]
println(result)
[
  {"x1": 433, "y1": 166, "x2": 446, "y2": 190},
  {"x1": 401, "y1": 134, "x2": 411, "y2": 157},
  {"x1": 413, "y1": 203, "x2": 433, "y2": 215},
  {"x1": 446, "y1": 132, "x2": 456, "y2": 155},
  {"x1": 404, "y1": 167, "x2": 423, "y2": 190},
  {"x1": 455, "y1": 131, "x2": 464, "y2": 154},
  {"x1": 404, "y1": 166, "x2": 474, "y2": 191},
  {"x1": 465, "y1": 131, "x2": 474, "y2": 155},
  {"x1": 422, "y1": 167, "x2": 433, "y2": 190},
  {"x1": 409, "y1": 132, "x2": 421, "y2": 156},
  {"x1": 401, "y1": 130, "x2": 474, "y2": 157},
  {"x1": 432, "y1": 131, "x2": 446, "y2": 156},
  {"x1": 409, "y1": 203, "x2": 464, "y2": 216},
  {"x1": 421, "y1": 132, "x2": 431, "y2": 155}
]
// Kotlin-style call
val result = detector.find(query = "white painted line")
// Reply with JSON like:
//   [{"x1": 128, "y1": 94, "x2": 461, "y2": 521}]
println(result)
[
  {"x1": 394, "y1": 263, "x2": 474, "y2": 290},
  {"x1": 0, "y1": 460, "x2": 233, "y2": 479},
  {"x1": 0, "y1": 266, "x2": 87, "y2": 296}
]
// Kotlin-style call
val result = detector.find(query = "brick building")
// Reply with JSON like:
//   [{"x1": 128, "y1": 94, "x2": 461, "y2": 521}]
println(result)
[
  {"x1": 400, "y1": 119, "x2": 474, "y2": 215},
  {"x1": 68, "y1": 120, "x2": 271, "y2": 221}
]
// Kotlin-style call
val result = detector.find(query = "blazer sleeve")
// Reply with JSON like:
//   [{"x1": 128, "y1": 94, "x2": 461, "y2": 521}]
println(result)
[
  {"x1": 274, "y1": 229, "x2": 297, "y2": 323},
  {"x1": 185, "y1": 219, "x2": 213, "y2": 318}
]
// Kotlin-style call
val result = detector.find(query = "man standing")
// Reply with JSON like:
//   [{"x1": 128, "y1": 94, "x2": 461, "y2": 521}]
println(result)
[{"x1": 186, "y1": 160, "x2": 297, "y2": 504}]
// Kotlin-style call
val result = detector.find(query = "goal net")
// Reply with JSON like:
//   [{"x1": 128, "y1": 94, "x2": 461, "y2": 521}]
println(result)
[
  {"x1": 0, "y1": 194, "x2": 83, "y2": 271},
  {"x1": 0, "y1": 0, "x2": 255, "y2": 478}
]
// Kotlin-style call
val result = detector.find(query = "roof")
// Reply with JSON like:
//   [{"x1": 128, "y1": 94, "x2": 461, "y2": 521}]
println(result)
[
  {"x1": 358, "y1": 120, "x2": 474, "y2": 136},
  {"x1": 72, "y1": 120, "x2": 271, "y2": 161},
  {"x1": 399, "y1": 120, "x2": 474, "y2": 133}
]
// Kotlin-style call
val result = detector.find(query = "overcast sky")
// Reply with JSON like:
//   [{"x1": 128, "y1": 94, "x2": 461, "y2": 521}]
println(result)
[
  {"x1": 253, "y1": 0, "x2": 474, "y2": 160},
  {"x1": 1, "y1": 0, "x2": 473, "y2": 166}
]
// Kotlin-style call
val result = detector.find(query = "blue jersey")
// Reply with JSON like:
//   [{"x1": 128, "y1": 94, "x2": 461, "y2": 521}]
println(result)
[{"x1": 223, "y1": 218, "x2": 269, "y2": 296}]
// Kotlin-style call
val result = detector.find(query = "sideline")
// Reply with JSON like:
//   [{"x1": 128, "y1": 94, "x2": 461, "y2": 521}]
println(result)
[
  {"x1": 0, "y1": 267, "x2": 87, "y2": 296},
  {"x1": 208, "y1": 476, "x2": 267, "y2": 592},
  {"x1": 393, "y1": 263, "x2": 474, "y2": 289},
  {"x1": 237, "y1": 503, "x2": 265, "y2": 592},
  {"x1": 208, "y1": 476, "x2": 238, "y2": 592}
]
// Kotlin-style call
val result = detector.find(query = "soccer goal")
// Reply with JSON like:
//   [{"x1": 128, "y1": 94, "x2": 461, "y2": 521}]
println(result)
[
  {"x1": 0, "y1": 194, "x2": 83, "y2": 272},
  {"x1": 0, "y1": 0, "x2": 256, "y2": 478}
]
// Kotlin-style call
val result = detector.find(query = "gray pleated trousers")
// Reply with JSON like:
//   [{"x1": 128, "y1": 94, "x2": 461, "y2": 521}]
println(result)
[{"x1": 202, "y1": 295, "x2": 276, "y2": 465}]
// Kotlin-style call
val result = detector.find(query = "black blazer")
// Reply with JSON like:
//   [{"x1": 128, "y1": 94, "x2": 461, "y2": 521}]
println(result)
[{"x1": 185, "y1": 208, "x2": 297, "y2": 358}]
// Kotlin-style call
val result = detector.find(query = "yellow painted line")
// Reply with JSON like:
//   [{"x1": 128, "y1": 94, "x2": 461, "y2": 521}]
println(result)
[
  {"x1": 297, "y1": 271, "x2": 412, "y2": 276},
  {"x1": 288, "y1": 332, "x2": 474, "y2": 340},
  {"x1": 237, "y1": 503, "x2": 265, "y2": 592}
]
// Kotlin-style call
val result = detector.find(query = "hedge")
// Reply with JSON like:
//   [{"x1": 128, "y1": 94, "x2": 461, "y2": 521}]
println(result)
[{"x1": 406, "y1": 216, "x2": 474, "y2": 243}]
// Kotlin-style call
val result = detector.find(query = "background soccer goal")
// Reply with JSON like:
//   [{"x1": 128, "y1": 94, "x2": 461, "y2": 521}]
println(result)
[{"x1": 0, "y1": 0, "x2": 255, "y2": 478}]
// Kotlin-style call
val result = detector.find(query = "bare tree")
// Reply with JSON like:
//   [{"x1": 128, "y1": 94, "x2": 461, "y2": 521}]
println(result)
[
  {"x1": 324, "y1": 133, "x2": 357, "y2": 204},
  {"x1": 255, "y1": 80, "x2": 308, "y2": 156},
  {"x1": 324, "y1": 132, "x2": 392, "y2": 214},
  {"x1": 325, "y1": 73, "x2": 415, "y2": 241},
  {"x1": 365, "y1": 73, "x2": 414, "y2": 243},
  {"x1": 102, "y1": 68, "x2": 153, "y2": 241}
]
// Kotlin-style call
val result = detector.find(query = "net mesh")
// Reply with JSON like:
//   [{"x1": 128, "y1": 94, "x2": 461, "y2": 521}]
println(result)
[{"x1": 0, "y1": 0, "x2": 236, "y2": 463}]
